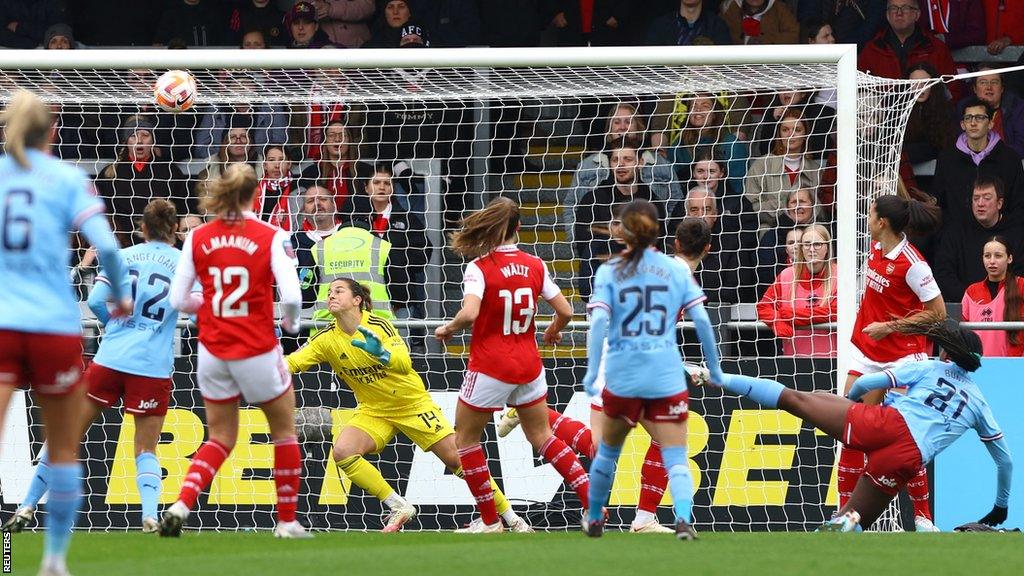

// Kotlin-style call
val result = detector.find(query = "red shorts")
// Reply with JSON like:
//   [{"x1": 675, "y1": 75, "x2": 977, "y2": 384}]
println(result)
[
  {"x1": 842, "y1": 403, "x2": 923, "y2": 496},
  {"x1": 600, "y1": 389, "x2": 689, "y2": 427},
  {"x1": 85, "y1": 362, "x2": 172, "y2": 416},
  {"x1": 0, "y1": 330, "x2": 84, "y2": 395}
]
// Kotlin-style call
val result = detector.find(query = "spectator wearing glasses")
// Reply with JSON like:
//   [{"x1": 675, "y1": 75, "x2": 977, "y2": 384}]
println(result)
[
  {"x1": 931, "y1": 97, "x2": 1024, "y2": 232},
  {"x1": 858, "y1": 0, "x2": 959, "y2": 100},
  {"x1": 957, "y1": 65, "x2": 1024, "y2": 158},
  {"x1": 300, "y1": 120, "x2": 356, "y2": 213},
  {"x1": 757, "y1": 224, "x2": 837, "y2": 357}
]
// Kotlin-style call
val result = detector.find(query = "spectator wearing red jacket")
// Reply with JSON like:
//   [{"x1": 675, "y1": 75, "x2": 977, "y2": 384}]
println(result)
[
  {"x1": 859, "y1": 0, "x2": 960, "y2": 99},
  {"x1": 916, "y1": 0, "x2": 985, "y2": 50},
  {"x1": 757, "y1": 223, "x2": 837, "y2": 357},
  {"x1": 983, "y1": 0, "x2": 1024, "y2": 55}
]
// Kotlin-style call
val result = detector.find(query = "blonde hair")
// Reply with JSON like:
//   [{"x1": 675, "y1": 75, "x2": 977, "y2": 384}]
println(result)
[
  {"x1": 2, "y1": 90, "x2": 52, "y2": 169},
  {"x1": 201, "y1": 162, "x2": 258, "y2": 218},
  {"x1": 604, "y1": 102, "x2": 646, "y2": 148},
  {"x1": 790, "y1": 224, "x2": 835, "y2": 306},
  {"x1": 450, "y1": 197, "x2": 520, "y2": 259}
]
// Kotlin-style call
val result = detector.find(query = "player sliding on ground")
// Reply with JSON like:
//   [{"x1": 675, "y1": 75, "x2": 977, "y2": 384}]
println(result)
[
  {"x1": 497, "y1": 214, "x2": 713, "y2": 534},
  {"x1": 0, "y1": 90, "x2": 132, "y2": 576},
  {"x1": 161, "y1": 163, "x2": 310, "y2": 538},
  {"x1": 580, "y1": 200, "x2": 724, "y2": 540},
  {"x1": 286, "y1": 278, "x2": 531, "y2": 532},
  {"x1": 435, "y1": 197, "x2": 592, "y2": 533},
  {"x1": 4, "y1": 200, "x2": 183, "y2": 536},
  {"x1": 716, "y1": 321, "x2": 1012, "y2": 531}
]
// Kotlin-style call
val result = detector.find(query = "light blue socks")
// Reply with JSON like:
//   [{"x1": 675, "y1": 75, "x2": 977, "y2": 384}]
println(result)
[
  {"x1": 587, "y1": 441, "x2": 623, "y2": 524},
  {"x1": 135, "y1": 452, "x2": 162, "y2": 520}
]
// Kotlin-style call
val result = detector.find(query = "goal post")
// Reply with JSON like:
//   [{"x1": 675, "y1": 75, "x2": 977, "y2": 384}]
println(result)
[{"x1": 0, "y1": 44, "x2": 926, "y2": 533}]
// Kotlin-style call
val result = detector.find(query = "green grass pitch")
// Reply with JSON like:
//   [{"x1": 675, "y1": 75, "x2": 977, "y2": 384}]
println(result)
[{"x1": 6, "y1": 531, "x2": 1024, "y2": 576}]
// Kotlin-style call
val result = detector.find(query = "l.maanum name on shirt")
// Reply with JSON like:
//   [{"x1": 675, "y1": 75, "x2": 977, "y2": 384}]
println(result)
[
  {"x1": 865, "y1": 267, "x2": 891, "y2": 292},
  {"x1": 200, "y1": 235, "x2": 259, "y2": 255},
  {"x1": 499, "y1": 263, "x2": 530, "y2": 278}
]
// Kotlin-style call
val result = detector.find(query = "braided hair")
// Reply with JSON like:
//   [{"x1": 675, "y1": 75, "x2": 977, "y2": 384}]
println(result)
[{"x1": 889, "y1": 320, "x2": 983, "y2": 372}]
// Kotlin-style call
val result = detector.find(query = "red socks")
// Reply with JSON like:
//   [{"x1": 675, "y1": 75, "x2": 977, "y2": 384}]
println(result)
[
  {"x1": 179, "y1": 439, "x2": 230, "y2": 510},
  {"x1": 274, "y1": 437, "x2": 302, "y2": 523},
  {"x1": 907, "y1": 467, "x2": 932, "y2": 520},
  {"x1": 541, "y1": 436, "x2": 590, "y2": 509},
  {"x1": 638, "y1": 442, "x2": 668, "y2": 513},
  {"x1": 458, "y1": 444, "x2": 499, "y2": 525},
  {"x1": 549, "y1": 409, "x2": 594, "y2": 459},
  {"x1": 837, "y1": 446, "x2": 865, "y2": 509}
]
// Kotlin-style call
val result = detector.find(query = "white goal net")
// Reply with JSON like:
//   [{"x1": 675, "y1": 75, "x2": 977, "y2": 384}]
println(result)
[{"x1": 0, "y1": 46, "x2": 933, "y2": 532}]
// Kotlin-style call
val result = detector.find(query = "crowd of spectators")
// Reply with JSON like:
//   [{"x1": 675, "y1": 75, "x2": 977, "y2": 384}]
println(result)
[{"x1": 7, "y1": 0, "x2": 1024, "y2": 357}]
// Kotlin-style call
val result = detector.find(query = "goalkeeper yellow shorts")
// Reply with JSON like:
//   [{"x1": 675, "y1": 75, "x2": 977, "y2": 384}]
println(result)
[{"x1": 346, "y1": 403, "x2": 455, "y2": 454}]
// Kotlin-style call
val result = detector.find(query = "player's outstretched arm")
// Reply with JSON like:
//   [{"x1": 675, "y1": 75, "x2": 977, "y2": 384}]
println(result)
[
  {"x1": 285, "y1": 331, "x2": 328, "y2": 374},
  {"x1": 582, "y1": 305, "x2": 609, "y2": 397},
  {"x1": 79, "y1": 213, "x2": 131, "y2": 315},
  {"x1": 687, "y1": 302, "x2": 724, "y2": 383},
  {"x1": 980, "y1": 437, "x2": 1013, "y2": 526},
  {"x1": 435, "y1": 295, "x2": 480, "y2": 342},
  {"x1": 86, "y1": 276, "x2": 114, "y2": 325},
  {"x1": 846, "y1": 371, "x2": 894, "y2": 401}
]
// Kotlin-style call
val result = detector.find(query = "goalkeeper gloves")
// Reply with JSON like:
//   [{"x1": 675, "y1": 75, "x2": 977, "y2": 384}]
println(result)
[
  {"x1": 979, "y1": 505, "x2": 1008, "y2": 527},
  {"x1": 352, "y1": 326, "x2": 392, "y2": 366}
]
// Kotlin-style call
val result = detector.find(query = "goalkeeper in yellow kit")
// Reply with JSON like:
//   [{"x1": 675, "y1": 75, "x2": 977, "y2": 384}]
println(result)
[{"x1": 287, "y1": 278, "x2": 531, "y2": 532}]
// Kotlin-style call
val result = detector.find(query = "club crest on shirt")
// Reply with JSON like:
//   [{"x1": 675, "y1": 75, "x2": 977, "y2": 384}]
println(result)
[{"x1": 885, "y1": 262, "x2": 895, "y2": 275}]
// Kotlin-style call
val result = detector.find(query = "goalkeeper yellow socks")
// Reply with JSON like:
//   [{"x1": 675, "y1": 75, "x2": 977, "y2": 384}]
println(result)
[{"x1": 336, "y1": 455, "x2": 395, "y2": 501}]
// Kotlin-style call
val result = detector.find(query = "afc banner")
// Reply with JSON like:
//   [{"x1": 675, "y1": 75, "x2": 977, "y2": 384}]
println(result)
[{"x1": 0, "y1": 358, "x2": 839, "y2": 531}]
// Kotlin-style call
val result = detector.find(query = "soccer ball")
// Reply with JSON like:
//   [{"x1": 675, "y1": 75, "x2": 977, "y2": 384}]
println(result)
[{"x1": 153, "y1": 70, "x2": 197, "y2": 113}]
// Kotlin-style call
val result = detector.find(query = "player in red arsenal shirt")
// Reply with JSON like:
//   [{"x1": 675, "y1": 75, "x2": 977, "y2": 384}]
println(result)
[
  {"x1": 162, "y1": 163, "x2": 309, "y2": 538},
  {"x1": 435, "y1": 197, "x2": 590, "y2": 532},
  {"x1": 841, "y1": 194, "x2": 946, "y2": 531}
]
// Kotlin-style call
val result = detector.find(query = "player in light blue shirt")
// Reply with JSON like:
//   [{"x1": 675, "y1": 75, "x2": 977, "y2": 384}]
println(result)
[
  {"x1": 715, "y1": 321, "x2": 1012, "y2": 532},
  {"x1": 0, "y1": 91, "x2": 129, "y2": 576},
  {"x1": 4, "y1": 200, "x2": 184, "y2": 537},
  {"x1": 582, "y1": 200, "x2": 724, "y2": 540}
]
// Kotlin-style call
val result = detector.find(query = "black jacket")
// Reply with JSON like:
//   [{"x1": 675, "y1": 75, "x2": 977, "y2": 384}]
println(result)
[
  {"x1": 645, "y1": 5, "x2": 732, "y2": 46},
  {"x1": 668, "y1": 200, "x2": 758, "y2": 304},
  {"x1": 934, "y1": 215, "x2": 1024, "y2": 302},
  {"x1": 0, "y1": 0, "x2": 68, "y2": 48},
  {"x1": 931, "y1": 138, "x2": 1024, "y2": 231},
  {"x1": 153, "y1": 0, "x2": 228, "y2": 46},
  {"x1": 349, "y1": 195, "x2": 432, "y2": 307},
  {"x1": 95, "y1": 160, "x2": 194, "y2": 247}
]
